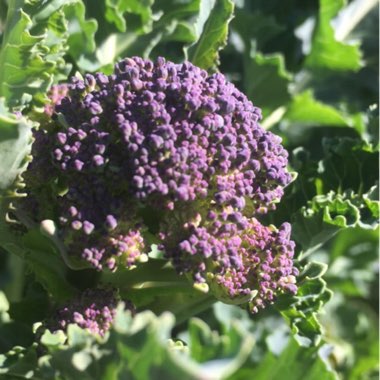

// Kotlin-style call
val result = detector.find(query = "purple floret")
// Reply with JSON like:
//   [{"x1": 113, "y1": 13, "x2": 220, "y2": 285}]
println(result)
[
  {"x1": 163, "y1": 212, "x2": 298, "y2": 312},
  {"x1": 21, "y1": 56, "x2": 296, "y2": 308},
  {"x1": 49, "y1": 56, "x2": 290, "y2": 210},
  {"x1": 48, "y1": 288, "x2": 121, "y2": 337}
]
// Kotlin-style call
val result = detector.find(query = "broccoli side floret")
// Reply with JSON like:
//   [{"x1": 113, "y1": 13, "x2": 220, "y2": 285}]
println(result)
[{"x1": 45, "y1": 288, "x2": 132, "y2": 337}]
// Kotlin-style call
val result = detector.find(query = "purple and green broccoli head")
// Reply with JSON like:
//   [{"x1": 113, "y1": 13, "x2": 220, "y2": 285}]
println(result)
[{"x1": 21, "y1": 56, "x2": 297, "y2": 313}]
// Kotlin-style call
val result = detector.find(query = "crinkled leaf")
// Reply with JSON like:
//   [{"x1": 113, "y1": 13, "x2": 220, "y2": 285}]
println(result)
[
  {"x1": 306, "y1": 0, "x2": 362, "y2": 71},
  {"x1": 63, "y1": 2, "x2": 97, "y2": 61},
  {"x1": 275, "y1": 261, "x2": 333, "y2": 346},
  {"x1": 0, "y1": 1, "x2": 65, "y2": 108},
  {"x1": 0, "y1": 7, "x2": 52, "y2": 107},
  {"x1": 271, "y1": 136, "x2": 379, "y2": 252},
  {"x1": 0, "y1": 309, "x2": 254, "y2": 379},
  {"x1": 105, "y1": 0, "x2": 154, "y2": 33},
  {"x1": 292, "y1": 189, "x2": 379, "y2": 253},
  {"x1": 0, "y1": 0, "x2": 97, "y2": 108},
  {"x1": 187, "y1": 0, "x2": 234, "y2": 70},
  {"x1": 318, "y1": 137, "x2": 378, "y2": 194},
  {"x1": 290, "y1": 136, "x2": 379, "y2": 252}
]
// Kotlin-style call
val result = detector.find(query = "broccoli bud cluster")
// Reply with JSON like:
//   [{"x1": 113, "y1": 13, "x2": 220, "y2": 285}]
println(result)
[
  {"x1": 22, "y1": 56, "x2": 297, "y2": 312},
  {"x1": 46, "y1": 288, "x2": 122, "y2": 337}
]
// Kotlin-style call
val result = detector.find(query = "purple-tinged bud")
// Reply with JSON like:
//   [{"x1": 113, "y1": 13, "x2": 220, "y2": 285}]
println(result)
[
  {"x1": 93, "y1": 155, "x2": 105, "y2": 166},
  {"x1": 74, "y1": 159, "x2": 84, "y2": 171},
  {"x1": 71, "y1": 220, "x2": 82, "y2": 230},
  {"x1": 83, "y1": 221, "x2": 95, "y2": 235},
  {"x1": 105, "y1": 215, "x2": 118, "y2": 230},
  {"x1": 56, "y1": 133, "x2": 67, "y2": 145}
]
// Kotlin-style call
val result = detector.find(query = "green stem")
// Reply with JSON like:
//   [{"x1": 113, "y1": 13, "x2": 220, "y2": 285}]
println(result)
[
  {"x1": 145, "y1": 291, "x2": 216, "y2": 325},
  {"x1": 102, "y1": 259, "x2": 216, "y2": 321},
  {"x1": 101, "y1": 259, "x2": 188, "y2": 288}
]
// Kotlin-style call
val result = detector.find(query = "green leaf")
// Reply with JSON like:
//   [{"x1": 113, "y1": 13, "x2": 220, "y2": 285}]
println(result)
[
  {"x1": 63, "y1": 2, "x2": 97, "y2": 61},
  {"x1": 231, "y1": 337, "x2": 338, "y2": 380},
  {"x1": 0, "y1": 101, "x2": 32, "y2": 194},
  {"x1": 21, "y1": 228, "x2": 77, "y2": 300},
  {"x1": 104, "y1": 0, "x2": 154, "y2": 33},
  {"x1": 186, "y1": 318, "x2": 254, "y2": 378},
  {"x1": 320, "y1": 292, "x2": 379, "y2": 380},
  {"x1": 306, "y1": 0, "x2": 362, "y2": 71},
  {"x1": 35, "y1": 310, "x2": 253, "y2": 379},
  {"x1": 319, "y1": 137, "x2": 378, "y2": 195},
  {"x1": 0, "y1": 307, "x2": 257, "y2": 379},
  {"x1": 289, "y1": 136, "x2": 379, "y2": 253},
  {"x1": 232, "y1": 10, "x2": 284, "y2": 51},
  {"x1": 243, "y1": 49, "x2": 291, "y2": 117},
  {"x1": 187, "y1": 0, "x2": 234, "y2": 70},
  {"x1": 0, "y1": 1, "x2": 64, "y2": 108},
  {"x1": 0, "y1": 345, "x2": 39, "y2": 379},
  {"x1": 0, "y1": 292, "x2": 34, "y2": 356},
  {"x1": 0, "y1": 215, "x2": 76, "y2": 301},
  {"x1": 325, "y1": 227, "x2": 378, "y2": 297},
  {"x1": 0, "y1": 0, "x2": 97, "y2": 108},
  {"x1": 0, "y1": 9, "x2": 51, "y2": 107},
  {"x1": 40, "y1": 329, "x2": 66, "y2": 347},
  {"x1": 292, "y1": 189, "x2": 379, "y2": 253},
  {"x1": 275, "y1": 261, "x2": 333, "y2": 346},
  {"x1": 283, "y1": 90, "x2": 349, "y2": 127}
]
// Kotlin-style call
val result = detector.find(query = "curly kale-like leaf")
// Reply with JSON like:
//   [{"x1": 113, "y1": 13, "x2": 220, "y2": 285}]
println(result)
[
  {"x1": 0, "y1": 0, "x2": 97, "y2": 109},
  {"x1": 270, "y1": 135, "x2": 379, "y2": 253},
  {"x1": 63, "y1": 2, "x2": 97, "y2": 62},
  {"x1": 0, "y1": 1, "x2": 65, "y2": 108},
  {"x1": 292, "y1": 189, "x2": 379, "y2": 253},
  {"x1": 275, "y1": 261, "x2": 333, "y2": 347},
  {"x1": 0, "y1": 308, "x2": 254, "y2": 380},
  {"x1": 104, "y1": 0, "x2": 154, "y2": 33},
  {"x1": 291, "y1": 134, "x2": 379, "y2": 252}
]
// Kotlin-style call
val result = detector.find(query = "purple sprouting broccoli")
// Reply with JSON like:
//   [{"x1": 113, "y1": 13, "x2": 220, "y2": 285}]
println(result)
[
  {"x1": 20, "y1": 56, "x2": 297, "y2": 310},
  {"x1": 169, "y1": 218, "x2": 298, "y2": 313},
  {"x1": 162, "y1": 209, "x2": 298, "y2": 312},
  {"x1": 46, "y1": 288, "x2": 128, "y2": 337}
]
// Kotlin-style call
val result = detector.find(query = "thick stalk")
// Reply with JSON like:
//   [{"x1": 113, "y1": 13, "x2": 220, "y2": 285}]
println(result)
[{"x1": 101, "y1": 259, "x2": 216, "y2": 321}]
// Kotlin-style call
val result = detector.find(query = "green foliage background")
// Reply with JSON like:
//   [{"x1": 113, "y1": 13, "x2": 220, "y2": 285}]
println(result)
[{"x1": 0, "y1": 0, "x2": 378, "y2": 379}]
